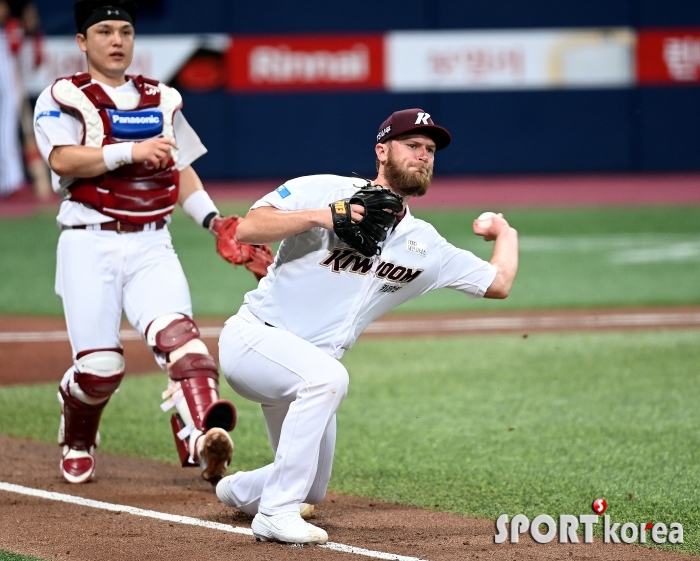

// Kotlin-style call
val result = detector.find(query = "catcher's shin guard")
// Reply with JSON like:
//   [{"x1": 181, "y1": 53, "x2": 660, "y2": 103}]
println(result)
[
  {"x1": 148, "y1": 315, "x2": 236, "y2": 472},
  {"x1": 58, "y1": 349, "x2": 125, "y2": 484},
  {"x1": 59, "y1": 385, "x2": 109, "y2": 450},
  {"x1": 170, "y1": 353, "x2": 236, "y2": 434},
  {"x1": 59, "y1": 349, "x2": 125, "y2": 449}
]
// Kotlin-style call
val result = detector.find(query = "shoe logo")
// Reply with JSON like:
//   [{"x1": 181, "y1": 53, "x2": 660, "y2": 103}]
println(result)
[{"x1": 268, "y1": 513, "x2": 295, "y2": 531}]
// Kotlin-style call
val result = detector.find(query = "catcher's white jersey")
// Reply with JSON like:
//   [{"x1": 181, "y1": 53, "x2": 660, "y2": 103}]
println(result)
[
  {"x1": 33, "y1": 77, "x2": 206, "y2": 227},
  {"x1": 35, "y1": 77, "x2": 206, "y2": 357},
  {"x1": 238, "y1": 174, "x2": 497, "y2": 358}
]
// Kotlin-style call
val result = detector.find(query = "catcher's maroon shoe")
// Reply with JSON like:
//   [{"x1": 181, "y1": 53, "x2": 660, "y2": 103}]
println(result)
[{"x1": 60, "y1": 448, "x2": 96, "y2": 484}]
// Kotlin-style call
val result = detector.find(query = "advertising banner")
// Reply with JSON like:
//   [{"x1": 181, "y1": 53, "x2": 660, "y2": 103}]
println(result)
[
  {"x1": 25, "y1": 28, "x2": 697, "y2": 97},
  {"x1": 637, "y1": 29, "x2": 700, "y2": 84},
  {"x1": 18, "y1": 35, "x2": 229, "y2": 97},
  {"x1": 386, "y1": 29, "x2": 635, "y2": 92},
  {"x1": 225, "y1": 35, "x2": 384, "y2": 92}
]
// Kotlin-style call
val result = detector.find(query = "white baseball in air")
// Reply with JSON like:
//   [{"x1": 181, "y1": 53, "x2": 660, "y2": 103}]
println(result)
[{"x1": 476, "y1": 211, "x2": 497, "y2": 228}]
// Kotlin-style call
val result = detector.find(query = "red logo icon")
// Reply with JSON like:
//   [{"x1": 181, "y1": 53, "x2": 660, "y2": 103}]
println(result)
[{"x1": 592, "y1": 498, "x2": 607, "y2": 514}]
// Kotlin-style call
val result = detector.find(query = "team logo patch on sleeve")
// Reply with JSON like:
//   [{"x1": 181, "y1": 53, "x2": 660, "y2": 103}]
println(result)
[
  {"x1": 36, "y1": 110, "x2": 61, "y2": 121},
  {"x1": 276, "y1": 185, "x2": 291, "y2": 198},
  {"x1": 106, "y1": 109, "x2": 164, "y2": 140}
]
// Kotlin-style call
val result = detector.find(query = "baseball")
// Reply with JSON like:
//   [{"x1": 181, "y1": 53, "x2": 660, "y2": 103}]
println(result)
[{"x1": 477, "y1": 211, "x2": 497, "y2": 228}]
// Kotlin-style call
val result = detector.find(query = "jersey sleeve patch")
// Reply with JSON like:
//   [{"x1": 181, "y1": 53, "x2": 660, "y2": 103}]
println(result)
[
  {"x1": 276, "y1": 185, "x2": 291, "y2": 198},
  {"x1": 35, "y1": 110, "x2": 61, "y2": 121}
]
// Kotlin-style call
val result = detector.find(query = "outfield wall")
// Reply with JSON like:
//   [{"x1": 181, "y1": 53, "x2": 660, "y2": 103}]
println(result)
[
  {"x1": 28, "y1": 0, "x2": 700, "y2": 179},
  {"x1": 33, "y1": 0, "x2": 700, "y2": 35}
]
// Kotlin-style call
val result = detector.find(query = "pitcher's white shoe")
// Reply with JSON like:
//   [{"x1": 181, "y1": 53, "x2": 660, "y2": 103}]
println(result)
[
  {"x1": 251, "y1": 511, "x2": 328, "y2": 545},
  {"x1": 197, "y1": 428, "x2": 233, "y2": 485}
]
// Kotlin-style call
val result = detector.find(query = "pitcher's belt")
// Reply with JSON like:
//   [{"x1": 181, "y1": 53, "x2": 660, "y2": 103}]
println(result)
[{"x1": 61, "y1": 219, "x2": 167, "y2": 233}]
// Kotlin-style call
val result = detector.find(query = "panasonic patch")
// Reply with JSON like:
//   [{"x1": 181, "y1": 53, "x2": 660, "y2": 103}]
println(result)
[{"x1": 107, "y1": 109, "x2": 164, "y2": 140}]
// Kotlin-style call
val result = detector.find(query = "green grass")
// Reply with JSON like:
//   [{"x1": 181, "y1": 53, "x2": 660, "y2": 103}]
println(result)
[
  {"x1": 0, "y1": 203, "x2": 254, "y2": 318},
  {"x1": 1, "y1": 331, "x2": 698, "y2": 554},
  {"x1": 0, "y1": 369, "x2": 273, "y2": 470},
  {"x1": 404, "y1": 206, "x2": 700, "y2": 312},
  {"x1": 1, "y1": 206, "x2": 699, "y2": 316},
  {"x1": 338, "y1": 331, "x2": 700, "y2": 553},
  {"x1": 0, "y1": 552, "x2": 45, "y2": 561}
]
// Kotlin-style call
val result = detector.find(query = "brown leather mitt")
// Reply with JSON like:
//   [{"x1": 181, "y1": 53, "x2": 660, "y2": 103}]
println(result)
[{"x1": 210, "y1": 215, "x2": 274, "y2": 280}]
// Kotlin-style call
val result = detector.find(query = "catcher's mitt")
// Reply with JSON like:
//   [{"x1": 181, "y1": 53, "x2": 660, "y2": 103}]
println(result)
[
  {"x1": 210, "y1": 215, "x2": 274, "y2": 280},
  {"x1": 330, "y1": 183, "x2": 404, "y2": 257}
]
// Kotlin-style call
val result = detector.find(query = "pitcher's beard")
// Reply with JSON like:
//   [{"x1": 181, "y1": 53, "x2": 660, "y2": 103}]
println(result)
[{"x1": 384, "y1": 158, "x2": 433, "y2": 197}]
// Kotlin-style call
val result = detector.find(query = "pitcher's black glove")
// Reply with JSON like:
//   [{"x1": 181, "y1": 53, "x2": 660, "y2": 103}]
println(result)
[{"x1": 330, "y1": 184, "x2": 404, "y2": 257}]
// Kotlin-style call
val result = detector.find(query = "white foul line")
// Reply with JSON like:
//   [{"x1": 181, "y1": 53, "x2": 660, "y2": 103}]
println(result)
[
  {"x1": 362, "y1": 312, "x2": 700, "y2": 334},
  {"x1": 2, "y1": 312, "x2": 700, "y2": 343},
  {"x1": 0, "y1": 481, "x2": 427, "y2": 561}
]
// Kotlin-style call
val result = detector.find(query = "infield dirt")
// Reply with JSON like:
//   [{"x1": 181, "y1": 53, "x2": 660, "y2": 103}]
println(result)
[
  {"x1": 0, "y1": 435, "x2": 697, "y2": 561},
  {"x1": 1, "y1": 309, "x2": 699, "y2": 561}
]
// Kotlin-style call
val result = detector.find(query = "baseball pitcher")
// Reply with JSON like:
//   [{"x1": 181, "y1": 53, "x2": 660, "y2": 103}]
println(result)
[{"x1": 215, "y1": 108, "x2": 519, "y2": 544}]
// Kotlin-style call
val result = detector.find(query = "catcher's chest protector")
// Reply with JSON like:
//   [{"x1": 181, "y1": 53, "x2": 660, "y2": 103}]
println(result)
[{"x1": 51, "y1": 73, "x2": 182, "y2": 224}]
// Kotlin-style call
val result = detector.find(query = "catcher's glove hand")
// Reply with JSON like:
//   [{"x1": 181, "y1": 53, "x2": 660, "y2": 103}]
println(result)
[
  {"x1": 330, "y1": 183, "x2": 404, "y2": 257},
  {"x1": 210, "y1": 215, "x2": 274, "y2": 280}
]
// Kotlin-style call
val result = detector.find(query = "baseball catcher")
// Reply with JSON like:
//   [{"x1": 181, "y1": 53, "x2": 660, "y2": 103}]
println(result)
[
  {"x1": 35, "y1": 0, "x2": 242, "y2": 486},
  {"x1": 329, "y1": 181, "x2": 404, "y2": 257}
]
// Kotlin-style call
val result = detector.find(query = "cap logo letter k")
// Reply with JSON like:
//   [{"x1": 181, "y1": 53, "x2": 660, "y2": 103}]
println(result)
[{"x1": 415, "y1": 112, "x2": 430, "y2": 125}]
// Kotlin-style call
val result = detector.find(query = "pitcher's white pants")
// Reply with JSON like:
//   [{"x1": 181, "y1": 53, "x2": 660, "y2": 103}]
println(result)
[{"x1": 218, "y1": 308, "x2": 348, "y2": 516}]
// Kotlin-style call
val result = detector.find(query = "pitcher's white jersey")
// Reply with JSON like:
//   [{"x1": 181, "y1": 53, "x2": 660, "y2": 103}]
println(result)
[{"x1": 240, "y1": 174, "x2": 497, "y2": 358}]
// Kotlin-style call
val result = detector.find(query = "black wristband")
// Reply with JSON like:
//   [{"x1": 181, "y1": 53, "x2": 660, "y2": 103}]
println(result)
[{"x1": 202, "y1": 212, "x2": 219, "y2": 229}]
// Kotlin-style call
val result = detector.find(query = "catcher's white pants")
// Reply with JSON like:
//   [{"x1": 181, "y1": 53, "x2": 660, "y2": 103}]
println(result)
[
  {"x1": 218, "y1": 306, "x2": 348, "y2": 516},
  {"x1": 56, "y1": 228, "x2": 192, "y2": 362}
]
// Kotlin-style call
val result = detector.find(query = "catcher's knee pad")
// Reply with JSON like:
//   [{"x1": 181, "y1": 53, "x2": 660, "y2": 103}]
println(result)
[
  {"x1": 73, "y1": 348, "x2": 125, "y2": 400},
  {"x1": 148, "y1": 314, "x2": 236, "y2": 466},
  {"x1": 63, "y1": 348, "x2": 126, "y2": 406},
  {"x1": 59, "y1": 348, "x2": 125, "y2": 451},
  {"x1": 146, "y1": 313, "x2": 203, "y2": 357}
]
